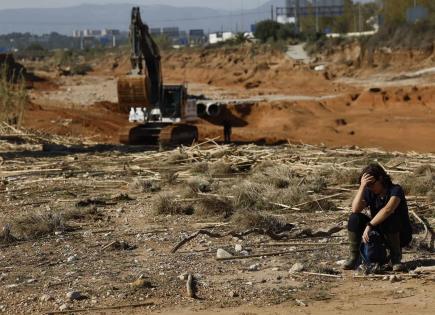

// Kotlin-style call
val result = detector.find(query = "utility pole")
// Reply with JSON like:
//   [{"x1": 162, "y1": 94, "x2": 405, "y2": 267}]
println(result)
[
  {"x1": 315, "y1": 0, "x2": 319, "y2": 33},
  {"x1": 295, "y1": 0, "x2": 300, "y2": 33},
  {"x1": 241, "y1": 0, "x2": 244, "y2": 33},
  {"x1": 271, "y1": 5, "x2": 274, "y2": 21}
]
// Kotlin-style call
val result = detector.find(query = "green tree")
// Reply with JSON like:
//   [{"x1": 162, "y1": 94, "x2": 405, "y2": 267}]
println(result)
[
  {"x1": 25, "y1": 43, "x2": 45, "y2": 51},
  {"x1": 254, "y1": 20, "x2": 282, "y2": 42},
  {"x1": 152, "y1": 35, "x2": 173, "y2": 51}
]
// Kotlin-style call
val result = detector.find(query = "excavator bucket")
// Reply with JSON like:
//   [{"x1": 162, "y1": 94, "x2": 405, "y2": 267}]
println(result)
[{"x1": 117, "y1": 75, "x2": 151, "y2": 113}]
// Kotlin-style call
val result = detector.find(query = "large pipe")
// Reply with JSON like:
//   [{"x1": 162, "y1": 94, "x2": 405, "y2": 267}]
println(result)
[
  {"x1": 197, "y1": 102, "x2": 207, "y2": 117},
  {"x1": 197, "y1": 101, "x2": 222, "y2": 117},
  {"x1": 206, "y1": 103, "x2": 221, "y2": 117}
]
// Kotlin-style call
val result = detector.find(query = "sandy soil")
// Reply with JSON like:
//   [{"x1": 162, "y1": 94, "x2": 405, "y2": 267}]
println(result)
[
  {"x1": 0, "y1": 141, "x2": 434, "y2": 315},
  {"x1": 26, "y1": 65, "x2": 435, "y2": 152}
]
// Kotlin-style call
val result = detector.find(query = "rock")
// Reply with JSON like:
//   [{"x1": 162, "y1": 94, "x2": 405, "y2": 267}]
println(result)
[
  {"x1": 67, "y1": 291, "x2": 84, "y2": 301},
  {"x1": 178, "y1": 273, "x2": 188, "y2": 281},
  {"x1": 228, "y1": 291, "x2": 239, "y2": 298},
  {"x1": 272, "y1": 267, "x2": 279, "y2": 271},
  {"x1": 40, "y1": 294, "x2": 54, "y2": 302},
  {"x1": 216, "y1": 248, "x2": 233, "y2": 259},
  {"x1": 66, "y1": 255, "x2": 78, "y2": 263},
  {"x1": 248, "y1": 264, "x2": 260, "y2": 272},
  {"x1": 335, "y1": 260, "x2": 347, "y2": 266},
  {"x1": 59, "y1": 304, "x2": 69, "y2": 311},
  {"x1": 240, "y1": 250, "x2": 249, "y2": 256},
  {"x1": 290, "y1": 262, "x2": 305, "y2": 274},
  {"x1": 314, "y1": 65, "x2": 326, "y2": 71},
  {"x1": 234, "y1": 244, "x2": 243, "y2": 252}
]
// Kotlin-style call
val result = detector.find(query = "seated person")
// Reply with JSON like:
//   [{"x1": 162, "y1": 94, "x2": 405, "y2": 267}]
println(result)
[{"x1": 344, "y1": 163, "x2": 412, "y2": 271}]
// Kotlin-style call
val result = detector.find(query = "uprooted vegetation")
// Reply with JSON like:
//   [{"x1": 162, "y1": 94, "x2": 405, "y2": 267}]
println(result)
[
  {"x1": 144, "y1": 150, "x2": 369, "y2": 220},
  {"x1": 0, "y1": 62, "x2": 27, "y2": 125},
  {"x1": 0, "y1": 206, "x2": 99, "y2": 243},
  {"x1": 399, "y1": 165, "x2": 434, "y2": 197},
  {"x1": 1, "y1": 131, "x2": 434, "y2": 314}
]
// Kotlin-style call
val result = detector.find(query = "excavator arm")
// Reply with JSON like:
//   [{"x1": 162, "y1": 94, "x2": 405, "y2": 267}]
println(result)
[{"x1": 129, "y1": 6, "x2": 163, "y2": 107}]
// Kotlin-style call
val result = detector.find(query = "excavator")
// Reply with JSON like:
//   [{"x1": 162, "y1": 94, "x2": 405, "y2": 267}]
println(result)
[{"x1": 117, "y1": 7, "x2": 201, "y2": 146}]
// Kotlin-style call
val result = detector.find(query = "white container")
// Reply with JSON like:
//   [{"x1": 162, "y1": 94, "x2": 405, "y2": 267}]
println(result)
[
  {"x1": 136, "y1": 107, "x2": 145, "y2": 122},
  {"x1": 129, "y1": 108, "x2": 136, "y2": 122}
]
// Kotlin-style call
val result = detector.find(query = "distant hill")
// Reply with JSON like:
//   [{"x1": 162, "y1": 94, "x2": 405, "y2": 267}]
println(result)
[
  {"x1": 0, "y1": 0, "x2": 373, "y2": 35},
  {"x1": 0, "y1": 2, "x2": 278, "y2": 35}
]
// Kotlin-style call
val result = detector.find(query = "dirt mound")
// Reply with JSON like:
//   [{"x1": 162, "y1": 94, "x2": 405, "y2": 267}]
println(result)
[
  {"x1": 104, "y1": 45, "x2": 351, "y2": 97},
  {"x1": 22, "y1": 101, "x2": 127, "y2": 143},
  {"x1": 23, "y1": 83, "x2": 435, "y2": 152},
  {"x1": 161, "y1": 45, "x2": 350, "y2": 96},
  {"x1": 198, "y1": 86, "x2": 435, "y2": 152},
  {"x1": 310, "y1": 33, "x2": 435, "y2": 77}
]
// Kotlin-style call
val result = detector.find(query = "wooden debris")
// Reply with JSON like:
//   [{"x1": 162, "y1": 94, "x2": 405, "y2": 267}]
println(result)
[
  {"x1": 186, "y1": 274, "x2": 195, "y2": 298},
  {"x1": 290, "y1": 193, "x2": 344, "y2": 211},
  {"x1": 216, "y1": 248, "x2": 326, "y2": 261},
  {"x1": 302, "y1": 271, "x2": 342, "y2": 278},
  {"x1": 353, "y1": 274, "x2": 417, "y2": 279},
  {"x1": 45, "y1": 301, "x2": 154, "y2": 314},
  {"x1": 260, "y1": 242, "x2": 347, "y2": 247},
  {"x1": 414, "y1": 266, "x2": 435, "y2": 273},
  {"x1": 171, "y1": 228, "x2": 291, "y2": 253},
  {"x1": 295, "y1": 299, "x2": 307, "y2": 307}
]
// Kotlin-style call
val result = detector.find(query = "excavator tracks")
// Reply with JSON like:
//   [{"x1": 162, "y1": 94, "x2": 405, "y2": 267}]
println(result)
[
  {"x1": 119, "y1": 123, "x2": 198, "y2": 146},
  {"x1": 159, "y1": 124, "x2": 199, "y2": 147}
]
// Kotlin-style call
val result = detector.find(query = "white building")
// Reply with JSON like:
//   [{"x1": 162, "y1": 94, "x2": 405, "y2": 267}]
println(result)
[{"x1": 208, "y1": 32, "x2": 236, "y2": 45}]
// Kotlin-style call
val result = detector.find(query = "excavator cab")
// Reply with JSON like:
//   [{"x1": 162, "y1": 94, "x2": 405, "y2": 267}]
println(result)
[{"x1": 161, "y1": 85, "x2": 185, "y2": 120}]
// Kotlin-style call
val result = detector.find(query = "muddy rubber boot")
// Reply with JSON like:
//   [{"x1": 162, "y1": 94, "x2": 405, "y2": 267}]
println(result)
[
  {"x1": 384, "y1": 233, "x2": 404, "y2": 272},
  {"x1": 343, "y1": 231, "x2": 361, "y2": 270}
]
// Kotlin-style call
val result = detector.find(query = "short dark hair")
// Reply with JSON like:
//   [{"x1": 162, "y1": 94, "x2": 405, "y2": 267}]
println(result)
[{"x1": 359, "y1": 163, "x2": 393, "y2": 188}]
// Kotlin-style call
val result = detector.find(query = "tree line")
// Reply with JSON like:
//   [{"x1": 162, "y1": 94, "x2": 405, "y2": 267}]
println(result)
[{"x1": 254, "y1": 0, "x2": 434, "y2": 43}]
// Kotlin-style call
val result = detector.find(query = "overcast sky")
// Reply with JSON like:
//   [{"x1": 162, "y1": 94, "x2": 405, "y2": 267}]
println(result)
[{"x1": 0, "y1": 0, "x2": 274, "y2": 10}]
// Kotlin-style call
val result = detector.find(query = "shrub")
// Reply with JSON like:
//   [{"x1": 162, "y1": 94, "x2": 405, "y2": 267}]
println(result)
[
  {"x1": 196, "y1": 195, "x2": 234, "y2": 218},
  {"x1": 187, "y1": 176, "x2": 212, "y2": 193},
  {"x1": 0, "y1": 65, "x2": 27, "y2": 125},
  {"x1": 152, "y1": 193, "x2": 194, "y2": 215},
  {"x1": 130, "y1": 178, "x2": 161, "y2": 193},
  {"x1": 232, "y1": 181, "x2": 270, "y2": 210},
  {"x1": 232, "y1": 210, "x2": 287, "y2": 232}
]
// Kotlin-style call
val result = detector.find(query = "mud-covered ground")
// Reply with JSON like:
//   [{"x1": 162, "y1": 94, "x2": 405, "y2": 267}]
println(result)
[
  {"x1": 23, "y1": 44, "x2": 435, "y2": 152},
  {"x1": 0, "y1": 136, "x2": 434, "y2": 314}
]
